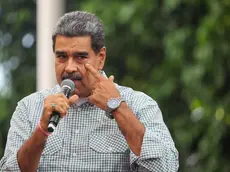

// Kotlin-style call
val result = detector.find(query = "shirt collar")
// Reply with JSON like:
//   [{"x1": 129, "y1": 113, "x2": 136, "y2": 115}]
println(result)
[{"x1": 75, "y1": 97, "x2": 89, "y2": 106}]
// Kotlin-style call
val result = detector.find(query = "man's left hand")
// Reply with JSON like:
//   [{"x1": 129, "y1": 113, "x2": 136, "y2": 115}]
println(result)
[{"x1": 80, "y1": 63, "x2": 121, "y2": 110}]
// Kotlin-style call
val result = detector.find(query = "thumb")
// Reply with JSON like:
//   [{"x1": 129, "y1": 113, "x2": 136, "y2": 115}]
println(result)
[
  {"x1": 108, "y1": 75, "x2": 114, "y2": 82},
  {"x1": 69, "y1": 94, "x2": 79, "y2": 105}
]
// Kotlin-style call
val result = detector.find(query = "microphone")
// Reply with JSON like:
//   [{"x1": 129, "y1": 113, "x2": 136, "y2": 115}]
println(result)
[{"x1": 47, "y1": 79, "x2": 75, "y2": 133}]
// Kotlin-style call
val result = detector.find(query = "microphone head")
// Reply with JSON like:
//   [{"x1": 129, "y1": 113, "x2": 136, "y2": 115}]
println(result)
[{"x1": 61, "y1": 79, "x2": 75, "y2": 92}]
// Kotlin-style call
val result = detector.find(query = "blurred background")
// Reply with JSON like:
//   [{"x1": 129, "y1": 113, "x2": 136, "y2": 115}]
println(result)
[{"x1": 0, "y1": 0, "x2": 230, "y2": 171}]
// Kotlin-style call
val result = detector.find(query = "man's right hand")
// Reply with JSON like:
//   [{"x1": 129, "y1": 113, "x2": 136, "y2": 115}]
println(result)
[{"x1": 40, "y1": 93, "x2": 79, "y2": 131}]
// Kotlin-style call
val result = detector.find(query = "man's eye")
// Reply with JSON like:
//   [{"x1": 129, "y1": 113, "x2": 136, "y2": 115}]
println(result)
[
  {"x1": 57, "y1": 55, "x2": 66, "y2": 59},
  {"x1": 77, "y1": 56, "x2": 87, "y2": 60}
]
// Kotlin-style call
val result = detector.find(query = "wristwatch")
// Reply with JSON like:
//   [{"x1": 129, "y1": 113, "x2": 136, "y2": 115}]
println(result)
[{"x1": 105, "y1": 97, "x2": 125, "y2": 119}]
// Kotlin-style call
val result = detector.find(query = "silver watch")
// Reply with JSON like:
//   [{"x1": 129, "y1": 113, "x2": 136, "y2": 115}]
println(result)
[{"x1": 105, "y1": 97, "x2": 125, "y2": 119}]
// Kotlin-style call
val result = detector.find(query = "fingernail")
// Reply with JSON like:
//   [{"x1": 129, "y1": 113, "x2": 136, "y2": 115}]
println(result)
[{"x1": 85, "y1": 63, "x2": 90, "y2": 67}]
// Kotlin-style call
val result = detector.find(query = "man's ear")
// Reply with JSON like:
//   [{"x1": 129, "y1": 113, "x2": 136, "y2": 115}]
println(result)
[{"x1": 97, "y1": 46, "x2": 106, "y2": 70}]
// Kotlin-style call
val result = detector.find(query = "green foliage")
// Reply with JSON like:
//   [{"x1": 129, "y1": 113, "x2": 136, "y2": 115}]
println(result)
[
  {"x1": 79, "y1": 0, "x2": 230, "y2": 171},
  {"x1": 0, "y1": 0, "x2": 230, "y2": 171},
  {"x1": 0, "y1": 0, "x2": 36, "y2": 154}
]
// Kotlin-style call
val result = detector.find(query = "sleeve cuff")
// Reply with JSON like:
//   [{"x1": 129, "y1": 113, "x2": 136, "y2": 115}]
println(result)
[{"x1": 130, "y1": 128, "x2": 164, "y2": 165}]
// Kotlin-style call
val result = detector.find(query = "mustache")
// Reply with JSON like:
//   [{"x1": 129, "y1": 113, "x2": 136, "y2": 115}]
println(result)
[{"x1": 62, "y1": 72, "x2": 82, "y2": 81}]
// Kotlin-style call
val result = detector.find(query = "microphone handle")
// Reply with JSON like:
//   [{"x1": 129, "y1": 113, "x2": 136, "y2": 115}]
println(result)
[
  {"x1": 47, "y1": 87, "x2": 72, "y2": 133},
  {"x1": 47, "y1": 111, "x2": 61, "y2": 133}
]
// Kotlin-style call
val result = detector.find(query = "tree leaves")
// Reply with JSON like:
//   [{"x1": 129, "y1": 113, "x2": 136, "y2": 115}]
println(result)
[{"x1": 0, "y1": 0, "x2": 230, "y2": 171}]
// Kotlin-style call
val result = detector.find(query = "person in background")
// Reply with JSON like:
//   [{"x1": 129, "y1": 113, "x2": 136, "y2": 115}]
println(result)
[{"x1": 0, "y1": 11, "x2": 179, "y2": 172}]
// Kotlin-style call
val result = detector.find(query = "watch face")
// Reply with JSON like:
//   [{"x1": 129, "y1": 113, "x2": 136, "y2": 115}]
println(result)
[{"x1": 108, "y1": 98, "x2": 120, "y2": 110}]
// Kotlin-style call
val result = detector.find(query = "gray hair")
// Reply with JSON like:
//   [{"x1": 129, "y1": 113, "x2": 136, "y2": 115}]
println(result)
[{"x1": 52, "y1": 11, "x2": 105, "y2": 53}]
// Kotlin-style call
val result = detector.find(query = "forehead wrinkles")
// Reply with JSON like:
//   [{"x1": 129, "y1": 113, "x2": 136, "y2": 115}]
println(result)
[
  {"x1": 59, "y1": 44, "x2": 89, "y2": 55},
  {"x1": 68, "y1": 39, "x2": 91, "y2": 51},
  {"x1": 55, "y1": 35, "x2": 92, "y2": 54}
]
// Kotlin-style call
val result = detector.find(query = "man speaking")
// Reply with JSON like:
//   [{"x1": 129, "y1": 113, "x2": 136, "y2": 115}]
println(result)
[{"x1": 0, "y1": 11, "x2": 179, "y2": 171}]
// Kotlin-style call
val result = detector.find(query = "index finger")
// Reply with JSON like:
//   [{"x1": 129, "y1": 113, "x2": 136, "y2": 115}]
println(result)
[{"x1": 84, "y1": 63, "x2": 101, "y2": 79}]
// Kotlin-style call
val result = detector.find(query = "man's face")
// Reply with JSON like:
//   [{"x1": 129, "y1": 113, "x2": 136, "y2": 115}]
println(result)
[{"x1": 54, "y1": 35, "x2": 106, "y2": 97}]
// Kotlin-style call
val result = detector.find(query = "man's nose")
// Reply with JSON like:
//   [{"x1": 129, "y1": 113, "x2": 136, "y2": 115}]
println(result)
[{"x1": 65, "y1": 58, "x2": 78, "y2": 73}]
